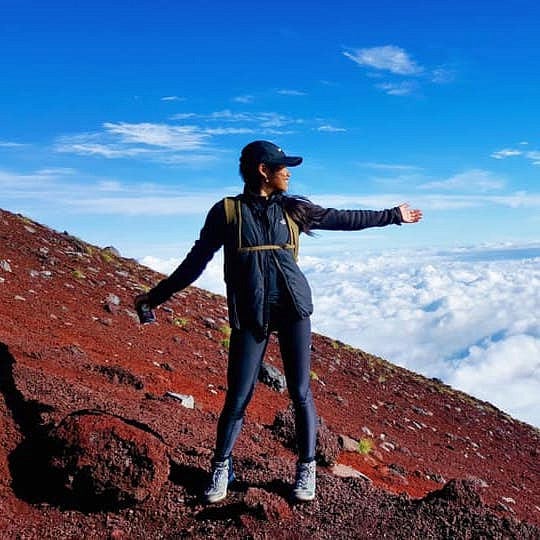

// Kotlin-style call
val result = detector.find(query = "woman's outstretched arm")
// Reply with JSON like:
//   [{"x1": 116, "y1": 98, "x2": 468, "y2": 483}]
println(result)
[{"x1": 308, "y1": 202, "x2": 422, "y2": 231}]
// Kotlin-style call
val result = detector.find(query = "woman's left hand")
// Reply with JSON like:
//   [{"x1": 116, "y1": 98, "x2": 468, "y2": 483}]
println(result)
[{"x1": 398, "y1": 203, "x2": 423, "y2": 223}]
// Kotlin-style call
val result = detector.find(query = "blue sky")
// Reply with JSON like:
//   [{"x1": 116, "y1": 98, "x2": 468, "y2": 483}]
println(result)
[
  {"x1": 1, "y1": 2, "x2": 540, "y2": 426},
  {"x1": 1, "y1": 0, "x2": 539, "y2": 257}
]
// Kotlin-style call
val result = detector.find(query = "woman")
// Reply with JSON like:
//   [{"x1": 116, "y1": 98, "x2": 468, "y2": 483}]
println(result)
[{"x1": 135, "y1": 140, "x2": 422, "y2": 504}]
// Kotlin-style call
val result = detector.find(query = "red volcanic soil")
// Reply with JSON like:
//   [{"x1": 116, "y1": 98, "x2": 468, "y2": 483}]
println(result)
[{"x1": 0, "y1": 208, "x2": 539, "y2": 539}]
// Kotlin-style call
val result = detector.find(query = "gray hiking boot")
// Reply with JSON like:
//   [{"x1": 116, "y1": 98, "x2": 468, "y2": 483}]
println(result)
[
  {"x1": 293, "y1": 460, "x2": 316, "y2": 502},
  {"x1": 204, "y1": 457, "x2": 235, "y2": 504}
]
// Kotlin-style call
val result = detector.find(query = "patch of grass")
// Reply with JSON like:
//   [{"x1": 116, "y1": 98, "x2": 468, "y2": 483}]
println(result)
[
  {"x1": 221, "y1": 337, "x2": 230, "y2": 349},
  {"x1": 310, "y1": 370, "x2": 319, "y2": 381},
  {"x1": 72, "y1": 269, "x2": 86, "y2": 279},
  {"x1": 100, "y1": 251, "x2": 114, "y2": 263},
  {"x1": 331, "y1": 340, "x2": 340, "y2": 350},
  {"x1": 173, "y1": 317, "x2": 189, "y2": 329},
  {"x1": 357, "y1": 438, "x2": 374, "y2": 455},
  {"x1": 219, "y1": 325, "x2": 232, "y2": 337}
]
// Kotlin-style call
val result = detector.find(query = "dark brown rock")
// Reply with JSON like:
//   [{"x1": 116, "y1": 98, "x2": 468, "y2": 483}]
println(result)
[
  {"x1": 244, "y1": 487, "x2": 292, "y2": 521},
  {"x1": 48, "y1": 410, "x2": 169, "y2": 508},
  {"x1": 271, "y1": 405, "x2": 340, "y2": 466}
]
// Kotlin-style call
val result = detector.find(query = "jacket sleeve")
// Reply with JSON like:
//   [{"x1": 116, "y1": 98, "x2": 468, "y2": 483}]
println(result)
[
  {"x1": 147, "y1": 200, "x2": 226, "y2": 307},
  {"x1": 309, "y1": 204, "x2": 403, "y2": 231}
]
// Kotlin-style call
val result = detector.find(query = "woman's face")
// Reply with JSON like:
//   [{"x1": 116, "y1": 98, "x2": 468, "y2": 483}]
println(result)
[{"x1": 265, "y1": 165, "x2": 290, "y2": 193}]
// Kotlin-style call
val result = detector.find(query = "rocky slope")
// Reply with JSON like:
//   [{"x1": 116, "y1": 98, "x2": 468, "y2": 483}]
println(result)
[{"x1": 0, "y1": 207, "x2": 538, "y2": 539}]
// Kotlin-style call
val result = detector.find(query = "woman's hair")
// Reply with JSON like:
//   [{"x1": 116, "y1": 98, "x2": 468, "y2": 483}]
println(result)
[{"x1": 239, "y1": 161, "x2": 325, "y2": 235}]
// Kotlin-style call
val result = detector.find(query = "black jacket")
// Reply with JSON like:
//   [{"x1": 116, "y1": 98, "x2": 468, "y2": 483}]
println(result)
[{"x1": 147, "y1": 191, "x2": 403, "y2": 339}]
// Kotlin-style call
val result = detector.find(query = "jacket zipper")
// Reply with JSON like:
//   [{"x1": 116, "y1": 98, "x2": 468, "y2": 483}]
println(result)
[{"x1": 262, "y1": 203, "x2": 271, "y2": 335}]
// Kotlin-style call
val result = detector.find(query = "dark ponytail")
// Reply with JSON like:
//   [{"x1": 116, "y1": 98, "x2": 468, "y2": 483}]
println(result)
[{"x1": 282, "y1": 195, "x2": 326, "y2": 236}]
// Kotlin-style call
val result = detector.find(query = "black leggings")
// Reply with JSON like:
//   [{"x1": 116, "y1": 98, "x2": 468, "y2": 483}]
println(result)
[{"x1": 213, "y1": 315, "x2": 317, "y2": 463}]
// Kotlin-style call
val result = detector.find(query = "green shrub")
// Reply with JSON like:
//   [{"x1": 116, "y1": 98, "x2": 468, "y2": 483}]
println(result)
[
  {"x1": 173, "y1": 317, "x2": 189, "y2": 329},
  {"x1": 357, "y1": 438, "x2": 374, "y2": 455}
]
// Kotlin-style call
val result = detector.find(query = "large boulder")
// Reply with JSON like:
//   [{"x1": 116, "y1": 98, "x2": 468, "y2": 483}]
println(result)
[{"x1": 48, "y1": 410, "x2": 169, "y2": 508}]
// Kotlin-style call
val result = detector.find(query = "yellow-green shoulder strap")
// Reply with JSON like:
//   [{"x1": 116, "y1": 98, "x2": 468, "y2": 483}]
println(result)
[
  {"x1": 284, "y1": 211, "x2": 299, "y2": 261},
  {"x1": 223, "y1": 197, "x2": 236, "y2": 225},
  {"x1": 223, "y1": 197, "x2": 243, "y2": 249}
]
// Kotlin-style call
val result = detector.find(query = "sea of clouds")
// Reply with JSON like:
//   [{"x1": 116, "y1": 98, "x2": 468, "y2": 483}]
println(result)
[{"x1": 142, "y1": 242, "x2": 540, "y2": 427}]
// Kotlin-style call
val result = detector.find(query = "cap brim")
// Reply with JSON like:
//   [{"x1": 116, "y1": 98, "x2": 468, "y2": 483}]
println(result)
[{"x1": 283, "y1": 156, "x2": 303, "y2": 167}]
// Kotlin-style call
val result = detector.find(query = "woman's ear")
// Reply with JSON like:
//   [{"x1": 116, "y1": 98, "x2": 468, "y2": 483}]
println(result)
[{"x1": 258, "y1": 163, "x2": 268, "y2": 181}]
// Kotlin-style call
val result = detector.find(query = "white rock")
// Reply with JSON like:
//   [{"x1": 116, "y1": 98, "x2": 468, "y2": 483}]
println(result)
[
  {"x1": 165, "y1": 392, "x2": 195, "y2": 409},
  {"x1": 0, "y1": 260, "x2": 12, "y2": 272},
  {"x1": 331, "y1": 464, "x2": 372, "y2": 482}
]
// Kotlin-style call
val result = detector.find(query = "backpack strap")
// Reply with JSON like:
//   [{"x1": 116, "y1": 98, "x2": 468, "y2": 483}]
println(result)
[
  {"x1": 284, "y1": 211, "x2": 299, "y2": 261},
  {"x1": 223, "y1": 196, "x2": 299, "y2": 260}
]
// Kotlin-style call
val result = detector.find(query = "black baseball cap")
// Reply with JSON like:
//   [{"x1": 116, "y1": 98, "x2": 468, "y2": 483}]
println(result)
[{"x1": 240, "y1": 140, "x2": 303, "y2": 167}]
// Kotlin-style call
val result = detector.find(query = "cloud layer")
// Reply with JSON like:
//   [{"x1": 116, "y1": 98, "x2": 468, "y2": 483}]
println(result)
[{"x1": 142, "y1": 244, "x2": 540, "y2": 427}]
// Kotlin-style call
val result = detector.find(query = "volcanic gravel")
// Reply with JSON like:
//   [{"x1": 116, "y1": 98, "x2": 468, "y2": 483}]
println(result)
[{"x1": 1, "y1": 208, "x2": 539, "y2": 539}]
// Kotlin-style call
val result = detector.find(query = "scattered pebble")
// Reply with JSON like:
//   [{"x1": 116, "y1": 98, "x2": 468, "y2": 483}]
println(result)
[
  {"x1": 0, "y1": 260, "x2": 12, "y2": 272},
  {"x1": 165, "y1": 392, "x2": 195, "y2": 409}
]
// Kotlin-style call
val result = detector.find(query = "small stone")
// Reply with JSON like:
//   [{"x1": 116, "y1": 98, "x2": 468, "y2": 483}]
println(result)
[
  {"x1": 361, "y1": 426, "x2": 374, "y2": 437},
  {"x1": 14, "y1": 295, "x2": 26, "y2": 301},
  {"x1": 338, "y1": 434, "x2": 359, "y2": 452},
  {"x1": 0, "y1": 277, "x2": 4, "y2": 284},
  {"x1": 203, "y1": 317, "x2": 217, "y2": 329},
  {"x1": 105, "y1": 293, "x2": 121, "y2": 306},
  {"x1": 380, "y1": 441, "x2": 396, "y2": 452},
  {"x1": 330, "y1": 464, "x2": 371, "y2": 482},
  {"x1": 0, "y1": 260, "x2": 12, "y2": 272},
  {"x1": 165, "y1": 392, "x2": 195, "y2": 409},
  {"x1": 502, "y1": 497, "x2": 516, "y2": 504},
  {"x1": 29, "y1": 269, "x2": 40, "y2": 278},
  {"x1": 24, "y1": 225, "x2": 37, "y2": 234}
]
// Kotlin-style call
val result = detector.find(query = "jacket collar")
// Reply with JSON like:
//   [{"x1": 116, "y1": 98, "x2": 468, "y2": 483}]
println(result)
[{"x1": 243, "y1": 186, "x2": 283, "y2": 205}]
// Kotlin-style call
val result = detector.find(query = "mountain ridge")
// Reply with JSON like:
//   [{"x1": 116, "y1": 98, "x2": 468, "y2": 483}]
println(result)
[{"x1": 0, "y1": 207, "x2": 538, "y2": 538}]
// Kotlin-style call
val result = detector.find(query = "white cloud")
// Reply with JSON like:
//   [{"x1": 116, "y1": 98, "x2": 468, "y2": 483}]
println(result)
[
  {"x1": 491, "y1": 148, "x2": 523, "y2": 159},
  {"x1": 375, "y1": 81, "x2": 417, "y2": 96},
  {"x1": 431, "y1": 67, "x2": 455, "y2": 84},
  {"x1": 233, "y1": 95, "x2": 255, "y2": 103},
  {"x1": 277, "y1": 89, "x2": 307, "y2": 96},
  {"x1": 361, "y1": 162, "x2": 423, "y2": 172},
  {"x1": 55, "y1": 122, "x2": 216, "y2": 163},
  {"x1": 0, "y1": 167, "x2": 231, "y2": 216},
  {"x1": 344, "y1": 45, "x2": 423, "y2": 75},
  {"x1": 103, "y1": 122, "x2": 210, "y2": 150},
  {"x1": 170, "y1": 109, "x2": 303, "y2": 133},
  {"x1": 317, "y1": 125, "x2": 347, "y2": 132},
  {"x1": 298, "y1": 245, "x2": 540, "y2": 427},
  {"x1": 490, "y1": 146, "x2": 540, "y2": 166},
  {"x1": 419, "y1": 169, "x2": 506, "y2": 192},
  {"x1": 161, "y1": 96, "x2": 185, "y2": 102},
  {"x1": 0, "y1": 140, "x2": 26, "y2": 148}
]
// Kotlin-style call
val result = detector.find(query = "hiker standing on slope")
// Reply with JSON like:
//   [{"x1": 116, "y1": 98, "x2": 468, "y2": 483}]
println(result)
[{"x1": 135, "y1": 140, "x2": 423, "y2": 504}]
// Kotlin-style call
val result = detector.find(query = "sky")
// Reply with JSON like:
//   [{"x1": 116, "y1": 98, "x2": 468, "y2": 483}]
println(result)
[{"x1": 1, "y1": 1, "x2": 539, "y2": 425}]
